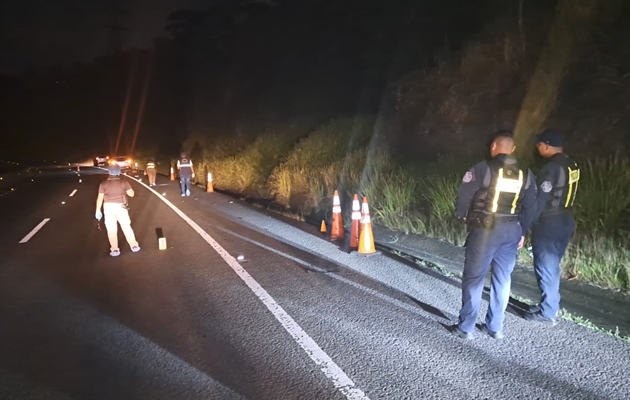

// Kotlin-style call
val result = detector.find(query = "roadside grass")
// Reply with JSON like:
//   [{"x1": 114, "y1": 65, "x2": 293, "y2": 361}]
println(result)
[
  {"x1": 572, "y1": 153, "x2": 630, "y2": 234},
  {"x1": 420, "y1": 172, "x2": 468, "y2": 246},
  {"x1": 563, "y1": 232, "x2": 630, "y2": 291},
  {"x1": 509, "y1": 295, "x2": 630, "y2": 342},
  {"x1": 197, "y1": 126, "x2": 309, "y2": 196},
  {"x1": 267, "y1": 116, "x2": 374, "y2": 208},
  {"x1": 558, "y1": 309, "x2": 630, "y2": 343},
  {"x1": 192, "y1": 118, "x2": 630, "y2": 294},
  {"x1": 362, "y1": 155, "x2": 426, "y2": 234},
  {"x1": 561, "y1": 153, "x2": 630, "y2": 291}
]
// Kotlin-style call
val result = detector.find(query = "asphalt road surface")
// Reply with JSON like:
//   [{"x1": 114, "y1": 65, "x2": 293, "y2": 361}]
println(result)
[{"x1": 1, "y1": 166, "x2": 629, "y2": 400}]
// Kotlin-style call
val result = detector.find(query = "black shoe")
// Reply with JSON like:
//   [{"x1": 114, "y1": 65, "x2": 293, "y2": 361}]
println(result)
[
  {"x1": 524, "y1": 311, "x2": 558, "y2": 325},
  {"x1": 450, "y1": 325, "x2": 474, "y2": 340},
  {"x1": 481, "y1": 324, "x2": 504, "y2": 339}
]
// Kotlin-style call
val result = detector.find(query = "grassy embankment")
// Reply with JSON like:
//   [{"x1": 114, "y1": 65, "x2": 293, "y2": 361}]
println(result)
[{"x1": 183, "y1": 117, "x2": 630, "y2": 293}]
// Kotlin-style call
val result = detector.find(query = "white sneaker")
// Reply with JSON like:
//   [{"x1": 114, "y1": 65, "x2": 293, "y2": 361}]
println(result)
[
  {"x1": 110, "y1": 249, "x2": 121, "y2": 257},
  {"x1": 131, "y1": 246, "x2": 141, "y2": 252},
  {"x1": 186, "y1": 189, "x2": 190, "y2": 196},
  {"x1": 181, "y1": 193, "x2": 186, "y2": 196}
]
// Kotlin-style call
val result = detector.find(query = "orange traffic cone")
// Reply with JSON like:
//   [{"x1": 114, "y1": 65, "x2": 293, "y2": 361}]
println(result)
[
  {"x1": 170, "y1": 167, "x2": 175, "y2": 181},
  {"x1": 357, "y1": 196, "x2": 379, "y2": 255},
  {"x1": 320, "y1": 220, "x2": 327, "y2": 233},
  {"x1": 207, "y1": 172, "x2": 214, "y2": 192},
  {"x1": 349, "y1": 194, "x2": 361, "y2": 249},
  {"x1": 330, "y1": 190, "x2": 344, "y2": 241}
]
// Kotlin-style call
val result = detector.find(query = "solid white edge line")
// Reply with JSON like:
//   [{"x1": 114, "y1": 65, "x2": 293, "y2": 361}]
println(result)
[
  {"x1": 19, "y1": 218, "x2": 51, "y2": 243},
  {"x1": 69, "y1": 189, "x2": 77, "y2": 197},
  {"x1": 135, "y1": 179, "x2": 370, "y2": 400}
]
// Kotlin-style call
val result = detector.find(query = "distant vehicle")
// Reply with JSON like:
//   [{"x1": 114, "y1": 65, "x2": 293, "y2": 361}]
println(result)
[
  {"x1": 93, "y1": 156, "x2": 109, "y2": 166},
  {"x1": 108, "y1": 156, "x2": 133, "y2": 170}
]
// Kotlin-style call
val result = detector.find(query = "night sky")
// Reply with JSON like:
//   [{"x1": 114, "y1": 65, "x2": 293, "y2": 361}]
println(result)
[
  {"x1": 1, "y1": 0, "x2": 628, "y2": 161},
  {"x1": 0, "y1": 0, "x2": 208, "y2": 74}
]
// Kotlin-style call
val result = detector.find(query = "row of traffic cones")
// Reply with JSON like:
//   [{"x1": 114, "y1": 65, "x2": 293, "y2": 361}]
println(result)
[{"x1": 321, "y1": 190, "x2": 378, "y2": 256}]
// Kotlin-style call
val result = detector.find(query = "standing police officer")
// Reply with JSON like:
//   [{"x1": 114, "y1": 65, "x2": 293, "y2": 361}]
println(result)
[
  {"x1": 525, "y1": 129, "x2": 579, "y2": 325},
  {"x1": 145, "y1": 158, "x2": 157, "y2": 187},
  {"x1": 453, "y1": 132, "x2": 537, "y2": 339},
  {"x1": 176, "y1": 152, "x2": 195, "y2": 196},
  {"x1": 95, "y1": 164, "x2": 141, "y2": 257}
]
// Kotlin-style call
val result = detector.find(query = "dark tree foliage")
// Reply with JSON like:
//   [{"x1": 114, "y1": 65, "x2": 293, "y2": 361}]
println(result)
[{"x1": 0, "y1": 0, "x2": 548, "y2": 160}]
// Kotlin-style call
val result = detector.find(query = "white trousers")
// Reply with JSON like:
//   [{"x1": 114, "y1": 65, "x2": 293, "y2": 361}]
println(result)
[{"x1": 103, "y1": 203, "x2": 139, "y2": 251}]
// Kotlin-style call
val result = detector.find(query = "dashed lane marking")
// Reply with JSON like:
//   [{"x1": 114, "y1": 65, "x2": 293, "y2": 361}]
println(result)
[{"x1": 19, "y1": 218, "x2": 51, "y2": 243}]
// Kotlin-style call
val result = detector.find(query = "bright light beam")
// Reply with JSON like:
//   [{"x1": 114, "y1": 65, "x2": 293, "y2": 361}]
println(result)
[
  {"x1": 513, "y1": 0, "x2": 597, "y2": 154},
  {"x1": 114, "y1": 55, "x2": 138, "y2": 156},
  {"x1": 130, "y1": 50, "x2": 154, "y2": 156}
]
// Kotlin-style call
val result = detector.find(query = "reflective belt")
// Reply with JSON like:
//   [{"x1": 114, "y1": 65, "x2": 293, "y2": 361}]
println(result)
[
  {"x1": 491, "y1": 168, "x2": 523, "y2": 214},
  {"x1": 565, "y1": 167, "x2": 580, "y2": 207}
]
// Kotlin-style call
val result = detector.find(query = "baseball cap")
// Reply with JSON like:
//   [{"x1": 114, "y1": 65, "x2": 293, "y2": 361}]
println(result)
[
  {"x1": 108, "y1": 164, "x2": 121, "y2": 176},
  {"x1": 533, "y1": 129, "x2": 564, "y2": 147}
]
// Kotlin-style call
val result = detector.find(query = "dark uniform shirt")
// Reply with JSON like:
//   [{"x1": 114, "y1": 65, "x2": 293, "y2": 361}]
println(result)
[
  {"x1": 532, "y1": 152, "x2": 579, "y2": 223},
  {"x1": 178, "y1": 157, "x2": 193, "y2": 177},
  {"x1": 98, "y1": 177, "x2": 131, "y2": 203},
  {"x1": 455, "y1": 154, "x2": 537, "y2": 236}
]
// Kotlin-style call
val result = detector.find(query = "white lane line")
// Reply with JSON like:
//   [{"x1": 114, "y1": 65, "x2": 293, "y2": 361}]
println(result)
[
  {"x1": 137, "y1": 181, "x2": 369, "y2": 400},
  {"x1": 19, "y1": 218, "x2": 51, "y2": 243},
  {"x1": 69, "y1": 189, "x2": 77, "y2": 197}
]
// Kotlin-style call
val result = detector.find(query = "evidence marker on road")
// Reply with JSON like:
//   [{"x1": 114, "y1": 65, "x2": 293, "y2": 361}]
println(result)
[{"x1": 156, "y1": 227, "x2": 167, "y2": 250}]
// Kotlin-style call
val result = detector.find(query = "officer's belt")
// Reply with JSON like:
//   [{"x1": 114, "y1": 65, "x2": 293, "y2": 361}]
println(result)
[
  {"x1": 475, "y1": 212, "x2": 519, "y2": 223},
  {"x1": 541, "y1": 207, "x2": 572, "y2": 217},
  {"x1": 493, "y1": 215, "x2": 519, "y2": 223}
]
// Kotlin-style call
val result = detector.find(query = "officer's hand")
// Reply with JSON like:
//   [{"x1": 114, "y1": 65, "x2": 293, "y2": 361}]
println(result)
[
  {"x1": 517, "y1": 236, "x2": 525, "y2": 250},
  {"x1": 95, "y1": 210, "x2": 103, "y2": 221},
  {"x1": 192, "y1": 172, "x2": 195, "y2": 179}
]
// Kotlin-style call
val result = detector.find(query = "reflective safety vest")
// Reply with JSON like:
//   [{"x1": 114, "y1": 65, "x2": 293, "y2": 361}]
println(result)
[
  {"x1": 472, "y1": 158, "x2": 526, "y2": 216},
  {"x1": 178, "y1": 157, "x2": 192, "y2": 176},
  {"x1": 548, "y1": 153, "x2": 580, "y2": 210},
  {"x1": 146, "y1": 162, "x2": 156, "y2": 169}
]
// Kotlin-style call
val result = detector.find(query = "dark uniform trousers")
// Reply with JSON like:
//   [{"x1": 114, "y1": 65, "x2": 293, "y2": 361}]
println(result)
[
  {"x1": 530, "y1": 152, "x2": 579, "y2": 319},
  {"x1": 460, "y1": 220, "x2": 521, "y2": 333},
  {"x1": 531, "y1": 212, "x2": 575, "y2": 319},
  {"x1": 178, "y1": 158, "x2": 193, "y2": 195}
]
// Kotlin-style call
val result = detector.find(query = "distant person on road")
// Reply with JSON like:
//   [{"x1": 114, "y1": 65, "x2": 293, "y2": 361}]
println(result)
[
  {"x1": 145, "y1": 158, "x2": 157, "y2": 187},
  {"x1": 453, "y1": 132, "x2": 537, "y2": 339},
  {"x1": 95, "y1": 164, "x2": 141, "y2": 257},
  {"x1": 177, "y1": 152, "x2": 195, "y2": 196},
  {"x1": 524, "y1": 130, "x2": 579, "y2": 325}
]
